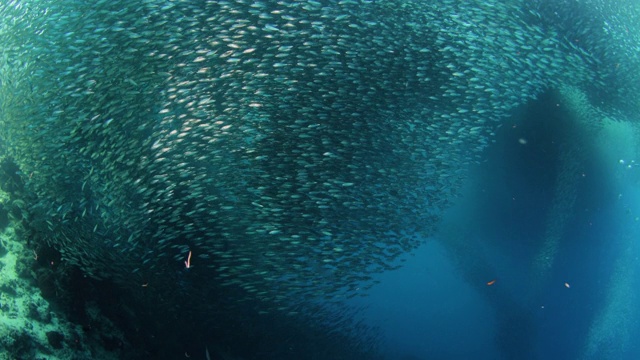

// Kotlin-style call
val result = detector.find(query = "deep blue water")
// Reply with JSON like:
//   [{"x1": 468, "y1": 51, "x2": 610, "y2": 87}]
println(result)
[
  {"x1": 350, "y1": 94, "x2": 640, "y2": 360},
  {"x1": 351, "y1": 241, "x2": 499, "y2": 359}
]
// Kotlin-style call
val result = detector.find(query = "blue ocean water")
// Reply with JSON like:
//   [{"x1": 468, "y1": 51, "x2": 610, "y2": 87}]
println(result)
[
  {"x1": 351, "y1": 94, "x2": 640, "y2": 360},
  {"x1": 351, "y1": 240, "x2": 500, "y2": 360}
]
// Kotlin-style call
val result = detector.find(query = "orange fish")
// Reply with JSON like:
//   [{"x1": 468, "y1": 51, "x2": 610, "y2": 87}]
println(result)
[{"x1": 486, "y1": 279, "x2": 496, "y2": 286}]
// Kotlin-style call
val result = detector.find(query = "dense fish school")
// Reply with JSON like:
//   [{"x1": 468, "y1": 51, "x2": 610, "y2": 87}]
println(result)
[{"x1": 0, "y1": 0, "x2": 637, "y2": 358}]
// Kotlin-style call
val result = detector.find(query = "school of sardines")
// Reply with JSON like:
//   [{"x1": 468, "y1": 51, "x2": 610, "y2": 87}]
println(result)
[{"x1": 0, "y1": 0, "x2": 637, "y2": 328}]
